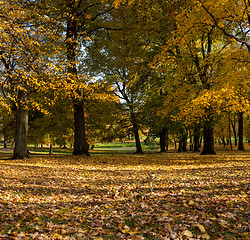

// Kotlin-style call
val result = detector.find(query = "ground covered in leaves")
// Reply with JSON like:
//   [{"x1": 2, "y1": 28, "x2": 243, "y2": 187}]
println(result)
[{"x1": 0, "y1": 152, "x2": 249, "y2": 240}]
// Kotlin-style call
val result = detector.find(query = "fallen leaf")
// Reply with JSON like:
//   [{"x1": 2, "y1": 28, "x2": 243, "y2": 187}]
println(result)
[
  {"x1": 189, "y1": 200, "x2": 195, "y2": 205},
  {"x1": 183, "y1": 230, "x2": 193, "y2": 237},
  {"x1": 219, "y1": 219, "x2": 228, "y2": 226},
  {"x1": 201, "y1": 233, "x2": 210, "y2": 239},
  {"x1": 196, "y1": 224, "x2": 206, "y2": 233}
]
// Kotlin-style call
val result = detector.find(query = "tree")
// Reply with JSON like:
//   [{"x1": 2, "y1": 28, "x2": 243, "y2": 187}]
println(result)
[
  {"x1": 43, "y1": 0, "x2": 128, "y2": 156},
  {"x1": 238, "y1": 112, "x2": 245, "y2": 150},
  {"x1": 82, "y1": 12, "x2": 147, "y2": 153},
  {"x1": 192, "y1": 0, "x2": 250, "y2": 151},
  {"x1": 154, "y1": 0, "x2": 249, "y2": 154},
  {"x1": 0, "y1": 0, "x2": 52, "y2": 158},
  {"x1": 28, "y1": 97, "x2": 74, "y2": 151},
  {"x1": 197, "y1": 0, "x2": 250, "y2": 51},
  {"x1": 0, "y1": 103, "x2": 15, "y2": 148}
]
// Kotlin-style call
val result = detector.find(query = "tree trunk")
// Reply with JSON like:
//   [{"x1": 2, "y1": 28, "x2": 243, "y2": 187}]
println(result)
[
  {"x1": 173, "y1": 135, "x2": 177, "y2": 149},
  {"x1": 134, "y1": 129, "x2": 142, "y2": 153},
  {"x1": 228, "y1": 113, "x2": 232, "y2": 150},
  {"x1": 131, "y1": 112, "x2": 142, "y2": 153},
  {"x1": 238, "y1": 112, "x2": 245, "y2": 150},
  {"x1": 178, "y1": 128, "x2": 187, "y2": 152},
  {"x1": 182, "y1": 134, "x2": 187, "y2": 152},
  {"x1": 159, "y1": 127, "x2": 167, "y2": 152},
  {"x1": 73, "y1": 103, "x2": 90, "y2": 156},
  {"x1": 201, "y1": 121, "x2": 216, "y2": 155},
  {"x1": 49, "y1": 144, "x2": 53, "y2": 154},
  {"x1": 199, "y1": 135, "x2": 203, "y2": 148},
  {"x1": 3, "y1": 131, "x2": 7, "y2": 149},
  {"x1": 178, "y1": 138, "x2": 183, "y2": 152},
  {"x1": 66, "y1": 8, "x2": 90, "y2": 156},
  {"x1": 231, "y1": 117, "x2": 237, "y2": 146},
  {"x1": 222, "y1": 136, "x2": 226, "y2": 147},
  {"x1": 193, "y1": 124, "x2": 200, "y2": 152},
  {"x1": 166, "y1": 131, "x2": 169, "y2": 151},
  {"x1": 13, "y1": 92, "x2": 29, "y2": 159}
]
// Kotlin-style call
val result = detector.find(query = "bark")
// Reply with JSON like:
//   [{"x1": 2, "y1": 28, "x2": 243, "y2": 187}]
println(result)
[
  {"x1": 159, "y1": 128, "x2": 167, "y2": 152},
  {"x1": 49, "y1": 144, "x2": 53, "y2": 155},
  {"x1": 182, "y1": 135, "x2": 187, "y2": 152},
  {"x1": 222, "y1": 136, "x2": 226, "y2": 147},
  {"x1": 228, "y1": 114, "x2": 232, "y2": 150},
  {"x1": 189, "y1": 140, "x2": 193, "y2": 151},
  {"x1": 231, "y1": 117, "x2": 237, "y2": 146},
  {"x1": 130, "y1": 111, "x2": 142, "y2": 153},
  {"x1": 178, "y1": 139, "x2": 183, "y2": 152},
  {"x1": 166, "y1": 132, "x2": 169, "y2": 151},
  {"x1": 66, "y1": 6, "x2": 90, "y2": 156},
  {"x1": 238, "y1": 112, "x2": 245, "y2": 150},
  {"x1": 201, "y1": 121, "x2": 216, "y2": 155},
  {"x1": 13, "y1": 91, "x2": 29, "y2": 159},
  {"x1": 173, "y1": 135, "x2": 177, "y2": 149},
  {"x1": 134, "y1": 129, "x2": 142, "y2": 153},
  {"x1": 73, "y1": 103, "x2": 90, "y2": 156},
  {"x1": 193, "y1": 124, "x2": 200, "y2": 152},
  {"x1": 3, "y1": 132, "x2": 7, "y2": 148},
  {"x1": 178, "y1": 129, "x2": 187, "y2": 152},
  {"x1": 199, "y1": 135, "x2": 202, "y2": 148}
]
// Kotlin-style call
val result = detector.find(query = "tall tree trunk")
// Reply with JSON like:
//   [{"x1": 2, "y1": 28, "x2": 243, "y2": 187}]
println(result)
[
  {"x1": 13, "y1": 91, "x2": 29, "y2": 159},
  {"x1": 238, "y1": 112, "x2": 245, "y2": 150},
  {"x1": 173, "y1": 135, "x2": 177, "y2": 149},
  {"x1": 222, "y1": 136, "x2": 226, "y2": 147},
  {"x1": 199, "y1": 135, "x2": 202, "y2": 148},
  {"x1": 193, "y1": 124, "x2": 200, "y2": 152},
  {"x1": 159, "y1": 127, "x2": 167, "y2": 152},
  {"x1": 66, "y1": 7, "x2": 90, "y2": 156},
  {"x1": 178, "y1": 128, "x2": 187, "y2": 152},
  {"x1": 228, "y1": 113, "x2": 232, "y2": 150},
  {"x1": 3, "y1": 131, "x2": 7, "y2": 149},
  {"x1": 73, "y1": 103, "x2": 90, "y2": 155},
  {"x1": 182, "y1": 134, "x2": 187, "y2": 152},
  {"x1": 231, "y1": 115, "x2": 237, "y2": 146},
  {"x1": 134, "y1": 129, "x2": 142, "y2": 153},
  {"x1": 166, "y1": 131, "x2": 169, "y2": 151},
  {"x1": 201, "y1": 121, "x2": 216, "y2": 155},
  {"x1": 49, "y1": 144, "x2": 53, "y2": 155},
  {"x1": 131, "y1": 112, "x2": 142, "y2": 153},
  {"x1": 178, "y1": 138, "x2": 183, "y2": 152}
]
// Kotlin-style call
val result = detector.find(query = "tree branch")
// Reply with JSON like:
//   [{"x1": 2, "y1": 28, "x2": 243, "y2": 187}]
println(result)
[{"x1": 198, "y1": 0, "x2": 250, "y2": 51}]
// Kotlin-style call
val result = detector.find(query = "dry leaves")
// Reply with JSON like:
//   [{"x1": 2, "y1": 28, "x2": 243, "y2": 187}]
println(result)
[{"x1": 0, "y1": 153, "x2": 249, "y2": 239}]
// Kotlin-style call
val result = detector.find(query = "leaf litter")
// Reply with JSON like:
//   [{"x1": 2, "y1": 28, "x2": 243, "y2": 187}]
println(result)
[{"x1": 0, "y1": 153, "x2": 249, "y2": 239}]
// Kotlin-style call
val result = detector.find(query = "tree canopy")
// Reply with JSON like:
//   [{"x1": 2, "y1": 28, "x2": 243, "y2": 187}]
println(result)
[{"x1": 0, "y1": 0, "x2": 249, "y2": 158}]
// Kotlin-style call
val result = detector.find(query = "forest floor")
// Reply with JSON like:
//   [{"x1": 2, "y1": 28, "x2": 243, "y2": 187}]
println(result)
[{"x1": 0, "y1": 152, "x2": 249, "y2": 239}]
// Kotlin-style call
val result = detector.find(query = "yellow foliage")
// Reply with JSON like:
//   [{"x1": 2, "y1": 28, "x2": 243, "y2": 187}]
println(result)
[{"x1": 154, "y1": 0, "x2": 249, "y2": 124}]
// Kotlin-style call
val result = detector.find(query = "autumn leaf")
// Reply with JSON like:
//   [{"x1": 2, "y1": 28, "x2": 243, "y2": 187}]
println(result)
[
  {"x1": 196, "y1": 224, "x2": 206, "y2": 233},
  {"x1": 0, "y1": 153, "x2": 248, "y2": 239}
]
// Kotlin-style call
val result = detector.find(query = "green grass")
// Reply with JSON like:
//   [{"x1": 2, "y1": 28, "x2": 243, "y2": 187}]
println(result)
[{"x1": 0, "y1": 141, "x2": 160, "y2": 155}]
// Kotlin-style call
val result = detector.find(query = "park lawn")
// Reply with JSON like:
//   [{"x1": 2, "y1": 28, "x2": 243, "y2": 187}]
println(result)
[{"x1": 0, "y1": 153, "x2": 249, "y2": 240}]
